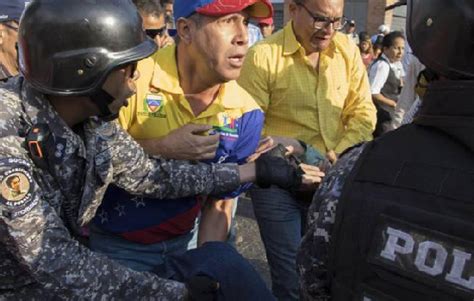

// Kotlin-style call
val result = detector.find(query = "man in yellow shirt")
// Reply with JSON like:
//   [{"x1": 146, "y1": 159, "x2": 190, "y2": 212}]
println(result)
[
  {"x1": 89, "y1": 0, "x2": 322, "y2": 275},
  {"x1": 238, "y1": 0, "x2": 376, "y2": 299}
]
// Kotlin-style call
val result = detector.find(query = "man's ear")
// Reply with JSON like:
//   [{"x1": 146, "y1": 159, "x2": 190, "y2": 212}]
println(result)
[
  {"x1": 288, "y1": 1, "x2": 298, "y2": 18},
  {"x1": 176, "y1": 18, "x2": 193, "y2": 44}
]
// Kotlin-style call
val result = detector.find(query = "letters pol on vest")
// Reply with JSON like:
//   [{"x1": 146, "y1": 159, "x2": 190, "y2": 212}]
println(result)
[{"x1": 370, "y1": 217, "x2": 474, "y2": 294}]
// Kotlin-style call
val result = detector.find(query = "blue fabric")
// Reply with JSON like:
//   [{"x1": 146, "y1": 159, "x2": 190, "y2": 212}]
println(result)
[
  {"x1": 89, "y1": 223, "x2": 198, "y2": 272},
  {"x1": 94, "y1": 109, "x2": 263, "y2": 241},
  {"x1": 94, "y1": 186, "x2": 198, "y2": 233},
  {"x1": 173, "y1": 0, "x2": 214, "y2": 20},
  {"x1": 90, "y1": 200, "x2": 240, "y2": 271},
  {"x1": 155, "y1": 241, "x2": 276, "y2": 301},
  {"x1": 250, "y1": 187, "x2": 309, "y2": 301},
  {"x1": 0, "y1": 0, "x2": 29, "y2": 22},
  {"x1": 248, "y1": 23, "x2": 263, "y2": 47},
  {"x1": 203, "y1": 109, "x2": 264, "y2": 199}
]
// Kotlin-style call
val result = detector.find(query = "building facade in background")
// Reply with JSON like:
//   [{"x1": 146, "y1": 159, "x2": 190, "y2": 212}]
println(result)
[{"x1": 273, "y1": 0, "x2": 406, "y2": 35}]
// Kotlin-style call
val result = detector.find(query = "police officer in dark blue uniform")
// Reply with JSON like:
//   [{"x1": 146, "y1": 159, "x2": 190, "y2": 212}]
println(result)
[{"x1": 298, "y1": 0, "x2": 474, "y2": 300}]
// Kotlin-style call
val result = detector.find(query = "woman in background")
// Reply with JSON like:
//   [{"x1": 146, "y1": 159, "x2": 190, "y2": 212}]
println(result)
[
  {"x1": 368, "y1": 31, "x2": 406, "y2": 137},
  {"x1": 358, "y1": 32, "x2": 375, "y2": 68}
]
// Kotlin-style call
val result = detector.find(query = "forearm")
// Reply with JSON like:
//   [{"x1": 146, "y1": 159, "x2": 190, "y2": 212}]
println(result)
[
  {"x1": 137, "y1": 137, "x2": 170, "y2": 157},
  {"x1": 335, "y1": 107, "x2": 376, "y2": 153},
  {"x1": 336, "y1": 55, "x2": 377, "y2": 153},
  {"x1": 1, "y1": 204, "x2": 186, "y2": 299},
  {"x1": 372, "y1": 94, "x2": 396, "y2": 107},
  {"x1": 115, "y1": 155, "x2": 242, "y2": 199},
  {"x1": 391, "y1": 88, "x2": 417, "y2": 129},
  {"x1": 112, "y1": 129, "x2": 241, "y2": 198},
  {"x1": 198, "y1": 199, "x2": 234, "y2": 246},
  {"x1": 238, "y1": 162, "x2": 256, "y2": 183}
]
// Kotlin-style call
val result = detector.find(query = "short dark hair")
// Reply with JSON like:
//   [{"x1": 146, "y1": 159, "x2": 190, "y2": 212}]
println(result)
[
  {"x1": 133, "y1": 0, "x2": 164, "y2": 18},
  {"x1": 382, "y1": 31, "x2": 405, "y2": 48},
  {"x1": 160, "y1": 0, "x2": 173, "y2": 5},
  {"x1": 6, "y1": 175, "x2": 20, "y2": 188}
]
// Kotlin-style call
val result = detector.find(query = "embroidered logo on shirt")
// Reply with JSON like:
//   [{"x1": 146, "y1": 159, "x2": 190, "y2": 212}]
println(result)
[
  {"x1": 214, "y1": 112, "x2": 239, "y2": 139},
  {"x1": 146, "y1": 95, "x2": 161, "y2": 113},
  {"x1": 140, "y1": 94, "x2": 167, "y2": 118}
]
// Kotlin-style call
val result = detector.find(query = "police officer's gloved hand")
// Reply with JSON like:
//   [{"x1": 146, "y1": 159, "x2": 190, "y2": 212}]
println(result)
[
  {"x1": 255, "y1": 144, "x2": 303, "y2": 190},
  {"x1": 186, "y1": 275, "x2": 219, "y2": 301}
]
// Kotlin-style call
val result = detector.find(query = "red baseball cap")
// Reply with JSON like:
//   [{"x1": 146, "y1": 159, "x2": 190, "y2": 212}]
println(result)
[
  {"x1": 174, "y1": 0, "x2": 273, "y2": 20},
  {"x1": 258, "y1": 17, "x2": 273, "y2": 26}
]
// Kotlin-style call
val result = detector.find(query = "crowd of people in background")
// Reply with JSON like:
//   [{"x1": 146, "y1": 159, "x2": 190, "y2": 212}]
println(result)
[
  {"x1": 343, "y1": 20, "x2": 411, "y2": 137},
  {"x1": 2, "y1": 0, "x2": 472, "y2": 300}
]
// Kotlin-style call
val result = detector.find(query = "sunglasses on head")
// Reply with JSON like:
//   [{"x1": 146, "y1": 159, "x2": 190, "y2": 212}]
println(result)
[{"x1": 145, "y1": 27, "x2": 167, "y2": 39}]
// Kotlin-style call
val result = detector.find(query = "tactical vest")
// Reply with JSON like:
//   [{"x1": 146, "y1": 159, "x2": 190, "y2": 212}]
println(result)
[{"x1": 328, "y1": 124, "x2": 474, "y2": 300}]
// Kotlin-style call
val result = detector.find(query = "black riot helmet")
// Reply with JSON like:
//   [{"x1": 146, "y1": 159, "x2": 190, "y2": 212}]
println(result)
[
  {"x1": 18, "y1": 0, "x2": 157, "y2": 96},
  {"x1": 407, "y1": 0, "x2": 474, "y2": 79}
]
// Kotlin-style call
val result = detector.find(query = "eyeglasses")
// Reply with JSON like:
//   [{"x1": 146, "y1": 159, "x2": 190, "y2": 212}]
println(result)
[
  {"x1": 145, "y1": 27, "x2": 167, "y2": 39},
  {"x1": 297, "y1": 3, "x2": 347, "y2": 31}
]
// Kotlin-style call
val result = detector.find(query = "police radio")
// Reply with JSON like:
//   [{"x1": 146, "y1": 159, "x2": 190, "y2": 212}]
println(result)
[{"x1": 25, "y1": 124, "x2": 52, "y2": 170}]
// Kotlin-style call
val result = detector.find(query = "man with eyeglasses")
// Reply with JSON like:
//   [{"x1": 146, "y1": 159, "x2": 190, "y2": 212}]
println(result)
[
  {"x1": 0, "y1": 0, "x2": 29, "y2": 81},
  {"x1": 298, "y1": 0, "x2": 474, "y2": 300},
  {"x1": 89, "y1": 0, "x2": 323, "y2": 285},
  {"x1": 133, "y1": 0, "x2": 174, "y2": 48},
  {"x1": 160, "y1": 0, "x2": 175, "y2": 28},
  {"x1": 0, "y1": 0, "x2": 316, "y2": 299},
  {"x1": 238, "y1": 0, "x2": 376, "y2": 299}
]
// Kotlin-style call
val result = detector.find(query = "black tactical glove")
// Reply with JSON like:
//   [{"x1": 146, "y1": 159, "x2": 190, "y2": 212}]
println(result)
[
  {"x1": 255, "y1": 144, "x2": 303, "y2": 190},
  {"x1": 186, "y1": 275, "x2": 219, "y2": 301}
]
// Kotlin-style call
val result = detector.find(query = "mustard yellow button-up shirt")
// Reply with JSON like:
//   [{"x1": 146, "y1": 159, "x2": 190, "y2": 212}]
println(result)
[{"x1": 238, "y1": 22, "x2": 376, "y2": 154}]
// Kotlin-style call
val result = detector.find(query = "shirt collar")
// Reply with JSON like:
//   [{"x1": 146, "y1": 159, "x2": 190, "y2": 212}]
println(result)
[
  {"x1": 217, "y1": 81, "x2": 245, "y2": 109},
  {"x1": 150, "y1": 45, "x2": 183, "y2": 94},
  {"x1": 150, "y1": 44, "x2": 241, "y2": 109},
  {"x1": 283, "y1": 22, "x2": 302, "y2": 56},
  {"x1": 283, "y1": 21, "x2": 340, "y2": 57},
  {"x1": 381, "y1": 53, "x2": 391, "y2": 63}
]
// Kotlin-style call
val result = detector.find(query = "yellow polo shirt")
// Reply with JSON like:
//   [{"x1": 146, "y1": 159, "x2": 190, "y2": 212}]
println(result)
[
  {"x1": 238, "y1": 22, "x2": 376, "y2": 154},
  {"x1": 119, "y1": 45, "x2": 262, "y2": 142},
  {"x1": 101, "y1": 45, "x2": 263, "y2": 244}
]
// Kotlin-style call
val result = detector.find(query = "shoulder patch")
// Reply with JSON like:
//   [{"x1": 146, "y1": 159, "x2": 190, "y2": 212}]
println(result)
[{"x1": 0, "y1": 158, "x2": 37, "y2": 218}]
